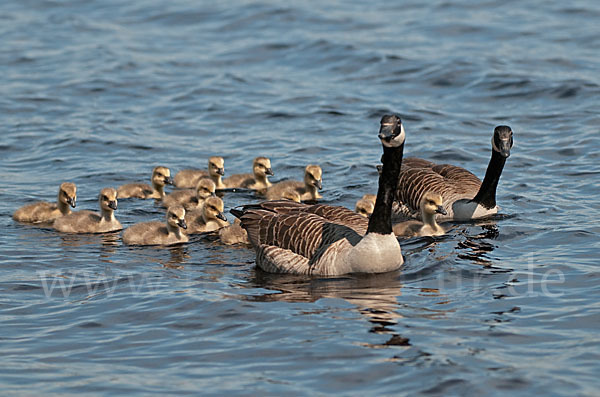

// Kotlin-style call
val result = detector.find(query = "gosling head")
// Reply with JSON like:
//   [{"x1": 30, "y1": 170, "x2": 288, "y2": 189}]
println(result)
[
  {"x1": 195, "y1": 178, "x2": 216, "y2": 200},
  {"x1": 378, "y1": 114, "x2": 405, "y2": 148},
  {"x1": 166, "y1": 205, "x2": 187, "y2": 230},
  {"x1": 203, "y1": 196, "x2": 227, "y2": 222},
  {"x1": 355, "y1": 198, "x2": 375, "y2": 218},
  {"x1": 281, "y1": 188, "x2": 301, "y2": 203},
  {"x1": 304, "y1": 165, "x2": 322, "y2": 190},
  {"x1": 152, "y1": 166, "x2": 173, "y2": 187},
  {"x1": 59, "y1": 182, "x2": 77, "y2": 208},
  {"x1": 99, "y1": 187, "x2": 118, "y2": 211},
  {"x1": 362, "y1": 194, "x2": 377, "y2": 205},
  {"x1": 253, "y1": 157, "x2": 274, "y2": 178},
  {"x1": 420, "y1": 192, "x2": 446, "y2": 216},
  {"x1": 208, "y1": 156, "x2": 225, "y2": 177},
  {"x1": 492, "y1": 125, "x2": 513, "y2": 158}
]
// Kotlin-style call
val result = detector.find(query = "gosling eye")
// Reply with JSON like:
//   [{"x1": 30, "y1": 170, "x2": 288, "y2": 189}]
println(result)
[
  {"x1": 102, "y1": 195, "x2": 108, "y2": 200},
  {"x1": 157, "y1": 173, "x2": 163, "y2": 177}
]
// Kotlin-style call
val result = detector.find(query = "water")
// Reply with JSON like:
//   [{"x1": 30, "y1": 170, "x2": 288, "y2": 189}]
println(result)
[{"x1": 1, "y1": 0, "x2": 599, "y2": 395}]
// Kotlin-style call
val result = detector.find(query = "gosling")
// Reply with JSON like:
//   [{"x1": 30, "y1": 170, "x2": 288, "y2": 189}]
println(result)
[
  {"x1": 223, "y1": 157, "x2": 274, "y2": 190},
  {"x1": 185, "y1": 196, "x2": 229, "y2": 234},
  {"x1": 174, "y1": 156, "x2": 225, "y2": 190},
  {"x1": 392, "y1": 192, "x2": 447, "y2": 238},
  {"x1": 122, "y1": 205, "x2": 188, "y2": 246},
  {"x1": 355, "y1": 194, "x2": 376, "y2": 218},
  {"x1": 117, "y1": 166, "x2": 173, "y2": 199},
  {"x1": 162, "y1": 179, "x2": 216, "y2": 211},
  {"x1": 279, "y1": 188, "x2": 301, "y2": 203},
  {"x1": 13, "y1": 182, "x2": 77, "y2": 223},
  {"x1": 53, "y1": 188, "x2": 122, "y2": 233},
  {"x1": 264, "y1": 164, "x2": 322, "y2": 201},
  {"x1": 218, "y1": 218, "x2": 249, "y2": 245}
]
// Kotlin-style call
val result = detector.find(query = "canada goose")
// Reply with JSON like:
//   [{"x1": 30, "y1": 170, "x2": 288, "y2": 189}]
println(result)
[
  {"x1": 117, "y1": 166, "x2": 173, "y2": 199},
  {"x1": 218, "y1": 218, "x2": 250, "y2": 245},
  {"x1": 13, "y1": 182, "x2": 77, "y2": 223},
  {"x1": 174, "y1": 156, "x2": 225, "y2": 189},
  {"x1": 223, "y1": 157, "x2": 274, "y2": 190},
  {"x1": 53, "y1": 188, "x2": 122, "y2": 233},
  {"x1": 231, "y1": 115, "x2": 405, "y2": 275},
  {"x1": 392, "y1": 192, "x2": 446, "y2": 237},
  {"x1": 395, "y1": 125, "x2": 513, "y2": 220},
  {"x1": 162, "y1": 179, "x2": 216, "y2": 211},
  {"x1": 122, "y1": 205, "x2": 188, "y2": 246},
  {"x1": 264, "y1": 165, "x2": 323, "y2": 201},
  {"x1": 355, "y1": 196, "x2": 375, "y2": 218},
  {"x1": 185, "y1": 196, "x2": 229, "y2": 234}
]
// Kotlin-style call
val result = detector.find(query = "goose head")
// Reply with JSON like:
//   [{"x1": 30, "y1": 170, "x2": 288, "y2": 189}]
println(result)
[
  {"x1": 59, "y1": 182, "x2": 77, "y2": 208},
  {"x1": 492, "y1": 125, "x2": 513, "y2": 158},
  {"x1": 196, "y1": 178, "x2": 216, "y2": 200},
  {"x1": 304, "y1": 164, "x2": 322, "y2": 190},
  {"x1": 99, "y1": 187, "x2": 118, "y2": 211},
  {"x1": 378, "y1": 115, "x2": 405, "y2": 148},
  {"x1": 203, "y1": 196, "x2": 227, "y2": 222},
  {"x1": 152, "y1": 166, "x2": 173, "y2": 187},
  {"x1": 166, "y1": 205, "x2": 187, "y2": 230},
  {"x1": 420, "y1": 191, "x2": 446, "y2": 216},
  {"x1": 253, "y1": 157, "x2": 274, "y2": 178},
  {"x1": 355, "y1": 198, "x2": 375, "y2": 217},
  {"x1": 208, "y1": 156, "x2": 225, "y2": 178},
  {"x1": 281, "y1": 188, "x2": 301, "y2": 203}
]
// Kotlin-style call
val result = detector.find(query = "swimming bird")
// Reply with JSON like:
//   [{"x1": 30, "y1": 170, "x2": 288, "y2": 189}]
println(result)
[
  {"x1": 264, "y1": 164, "x2": 322, "y2": 201},
  {"x1": 395, "y1": 125, "x2": 513, "y2": 220},
  {"x1": 223, "y1": 157, "x2": 274, "y2": 190},
  {"x1": 117, "y1": 166, "x2": 173, "y2": 199},
  {"x1": 231, "y1": 114, "x2": 406, "y2": 275},
  {"x1": 392, "y1": 192, "x2": 446, "y2": 237},
  {"x1": 53, "y1": 188, "x2": 122, "y2": 233},
  {"x1": 355, "y1": 194, "x2": 376, "y2": 217},
  {"x1": 218, "y1": 218, "x2": 250, "y2": 245},
  {"x1": 122, "y1": 205, "x2": 188, "y2": 246},
  {"x1": 13, "y1": 182, "x2": 77, "y2": 223},
  {"x1": 174, "y1": 156, "x2": 225, "y2": 190},
  {"x1": 185, "y1": 196, "x2": 229, "y2": 234},
  {"x1": 162, "y1": 178, "x2": 216, "y2": 211},
  {"x1": 279, "y1": 188, "x2": 302, "y2": 203}
]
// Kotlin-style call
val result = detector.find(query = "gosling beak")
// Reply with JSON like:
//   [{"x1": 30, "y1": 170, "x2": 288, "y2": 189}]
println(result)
[
  {"x1": 67, "y1": 197, "x2": 76, "y2": 208},
  {"x1": 216, "y1": 168, "x2": 225, "y2": 176},
  {"x1": 265, "y1": 168, "x2": 274, "y2": 176},
  {"x1": 216, "y1": 212, "x2": 227, "y2": 222},
  {"x1": 178, "y1": 218, "x2": 187, "y2": 230},
  {"x1": 108, "y1": 201, "x2": 118, "y2": 210},
  {"x1": 436, "y1": 205, "x2": 447, "y2": 215},
  {"x1": 314, "y1": 180, "x2": 322, "y2": 190},
  {"x1": 164, "y1": 176, "x2": 174, "y2": 185}
]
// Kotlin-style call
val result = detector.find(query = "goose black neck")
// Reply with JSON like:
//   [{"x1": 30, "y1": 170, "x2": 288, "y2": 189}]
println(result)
[
  {"x1": 367, "y1": 142, "x2": 404, "y2": 234},
  {"x1": 472, "y1": 149, "x2": 506, "y2": 209}
]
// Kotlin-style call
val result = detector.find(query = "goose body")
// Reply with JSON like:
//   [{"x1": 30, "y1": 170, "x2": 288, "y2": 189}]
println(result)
[
  {"x1": 13, "y1": 182, "x2": 77, "y2": 224},
  {"x1": 162, "y1": 179, "x2": 216, "y2": 211},
  {"x1": 395, "y1": 126, "x2": 513, "y2": 221},
  {"x1": 392, "y1": 192, "x2": 446, "y2": 237},
  {"x1": 174, "y1": 156, "x2": 225, "y2": 189},
  {"x1": 233, "y1": 115, "x2": 405, "y2": 276},
  {"x1": 264, "y1": 165, "x2": 322, "y2": 201},
  {"x1": 118, "y1": 166, "x2": 173, "y2": 199},
  {"x1": 185, "y1": 196, "x2": 229, "y2": 234},
  {"x1": 53, "y1": 188, "x2": 122, "y2": 233},
  {"x1": 122, "y1": 205, "x2": 188, "y2": 246},
  {"x1": 223, "y1": 157, "x2": 273, "y2": 190}
]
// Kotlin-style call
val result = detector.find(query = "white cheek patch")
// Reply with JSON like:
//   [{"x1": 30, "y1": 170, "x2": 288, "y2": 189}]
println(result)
[
  {"x1": 491, "y1": 135, "x2": 500, "y2": 153},
  {"x1": 381, "y1": 124, "x2": 406, "y2": 148}
]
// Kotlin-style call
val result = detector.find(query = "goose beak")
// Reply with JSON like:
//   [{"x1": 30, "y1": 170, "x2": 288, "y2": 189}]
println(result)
[
  {"x1": 216, "y1": 212, "x2": 227, "y2": 221},
  {"x1": 216, "y1": 168, "x2": 225, "y2": 176},
  {"x1": 498, "y1": 139, "x2": 512, "y2": 158},
  {"x1": 314, "y1": 180, "x2": 322, "y2": 190},
  {"x1": 378, "y1": 123, "x2": 399, "y2": 143},
  {"x1": 164, "y1": 176, "x2": 174, "y2": 185},
  {"x1": 265, "y1": 168, "x2": 274, "y2": 176},
  {"x1": 436, "y1": 205, "x2": 447, "y2": 215},
  {"x1": 178, "y1": 218, "x2": 187, "y2": 230},
  {"x1": 108, "y1": 201, "x2": 118, "y2": 210},
  {"x1": 67, "y1": 197, "x2": 76, "y2": 208}
]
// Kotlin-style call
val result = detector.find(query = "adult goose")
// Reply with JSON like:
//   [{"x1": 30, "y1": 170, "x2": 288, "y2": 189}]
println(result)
[
  {"x1": 232, "y1": 115, "x2": 405, "y2": 276},
  {"x1": 395, "y1": 125, "x2": 513, "y2": 220}
]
